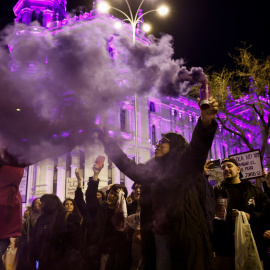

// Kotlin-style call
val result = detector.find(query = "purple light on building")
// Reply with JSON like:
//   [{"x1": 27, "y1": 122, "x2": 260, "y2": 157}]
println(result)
[
  {"x1": 108, "y1": 130, "x2": 114, "y2": 137},
  {"x1": 95, "y1": 114, "x2": 100, "y2": 125},
  {"x1": 61, "y1": 131, "x2": 70, "y2": 138}
]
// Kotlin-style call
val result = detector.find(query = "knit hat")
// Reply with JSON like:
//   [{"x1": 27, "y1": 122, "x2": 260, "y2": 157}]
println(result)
[
  {"x1": 162, "y1": 132, "x2": 188, "y2": 151},
  {"x1": 221, "y1": 158, "x2": 243, "y2": 178}
]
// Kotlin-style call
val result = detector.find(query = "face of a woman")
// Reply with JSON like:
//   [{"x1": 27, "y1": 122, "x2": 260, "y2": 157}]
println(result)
[
  {"x1": 96, "y1": 192, "x2": 103, "y2": 203},
  {"x1": 134, "y1": 184, "x2": 141, "y2": 201},
  {"x1": 33, "y1": 198, "x2": 42, "y2": 213},
  {"x1": 154, "y1": 138, "x2": 170, "y2": 158},
  {"x1": 64, "y1": 200, "x2": 74, "y2": 213},
  {"x1": 107, "y1": 190, "x2": 118, "y2": 209}
]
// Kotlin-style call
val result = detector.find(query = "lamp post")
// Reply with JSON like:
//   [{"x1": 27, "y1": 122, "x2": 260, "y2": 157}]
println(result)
[{"x1": 98, "y1": 0, "x2": 168, "y2": 163}]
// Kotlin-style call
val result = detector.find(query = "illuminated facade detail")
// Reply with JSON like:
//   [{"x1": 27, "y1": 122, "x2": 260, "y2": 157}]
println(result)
[
  {"x1": 13, "y1": 0, "x2": 68, "y2": 27},
  {"x1": 10, "y1": 1, "x2": 269, "y2": 207}
]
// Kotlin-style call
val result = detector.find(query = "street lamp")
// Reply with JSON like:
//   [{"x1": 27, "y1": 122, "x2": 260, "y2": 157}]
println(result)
[
  {"x1": 98, "y1": 1, "x2": 169, "y2": 44},
  {"x1": 98, "y1": 0, "x2": 169, "y2": 163}
]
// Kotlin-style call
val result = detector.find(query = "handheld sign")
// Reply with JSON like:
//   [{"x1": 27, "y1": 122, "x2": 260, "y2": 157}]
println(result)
[
  {"x1": 65, "y1": 178, "x2": 78, "y2": 199},
  {"x1": 229, "y1": 149, "x2": 263, "y2": 180}
]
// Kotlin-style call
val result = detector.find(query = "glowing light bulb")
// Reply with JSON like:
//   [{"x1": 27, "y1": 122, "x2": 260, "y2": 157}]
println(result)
[
  {"x1": 143, "y1": 23, "x2": 151, "y2": 32},
  {"x1": 157, "y1": 5, "x2": 169, "y2": 16},
  {"x1": 98, "y1": 2, "x2": 110, "y2": 13},
  {"x1": 114, "y1": 21, "x2": 122, "y2": 29},
  {"x1": 16, "y1": 108, "x2": 21, "y2": 111}
]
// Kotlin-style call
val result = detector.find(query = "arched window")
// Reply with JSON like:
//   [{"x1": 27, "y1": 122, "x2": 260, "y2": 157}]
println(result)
[
  {"x1": 120, "y1": 109, "x2": 126, "y2": 132},
  {"x1": 149, "y1": 102, "x2": 155, "y2": 112},
  {"x1": 151, "y1": 125, "x2": 156, "y2": 145}
]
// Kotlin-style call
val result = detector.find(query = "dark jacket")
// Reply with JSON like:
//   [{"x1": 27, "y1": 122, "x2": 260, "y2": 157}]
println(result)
[
  {"x1": 75, "y1": 178, "x2": 130, "y2": 270},
  {"x1": 262, "y1": 199, "x2": 270, "y2": 267},
  {"x1": 103, "y1": 117, "x2": 218, "y2": 270},
  {"x1": 262, "y1": 181, "x2": 270, "y2": 198},
  {"x1": 31, "y1": 211, "x2": 82, "y2": 270},
  {"x1": 213, "y1": 179, "x2": 268, "y2": 257}
]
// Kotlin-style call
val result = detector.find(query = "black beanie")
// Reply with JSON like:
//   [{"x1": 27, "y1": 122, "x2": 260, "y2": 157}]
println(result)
[{"x1": 162, "y1": 132, "x2": 188, "y2": 151}]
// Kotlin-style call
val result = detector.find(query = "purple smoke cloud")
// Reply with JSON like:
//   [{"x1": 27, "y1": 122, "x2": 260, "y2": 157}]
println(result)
[{"x1": 0, "y1": 21, "x2": 206, "y2": 163}]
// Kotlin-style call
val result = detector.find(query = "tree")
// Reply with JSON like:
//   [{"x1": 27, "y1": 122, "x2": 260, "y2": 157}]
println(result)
[{"x1": 199, "y1": 47, "x2": 270, "y2": 167}]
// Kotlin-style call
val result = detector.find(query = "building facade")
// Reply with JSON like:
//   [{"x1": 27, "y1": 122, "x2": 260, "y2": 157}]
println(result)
[{"x1": 9, "y1": 0, "x2": 269, "y2": 208}]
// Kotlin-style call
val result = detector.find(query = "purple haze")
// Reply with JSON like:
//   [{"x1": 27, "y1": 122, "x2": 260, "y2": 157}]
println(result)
[{"x1": 0, "y1": 21, "x2": 206, "y2": 163}]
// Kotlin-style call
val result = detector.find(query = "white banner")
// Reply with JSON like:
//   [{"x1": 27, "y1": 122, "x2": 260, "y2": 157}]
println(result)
[
  {"x1": 229, "y1": 149, "x2": 263, "y2": 180},
  {"x1": 65, "y1": 177, "x2": 78, "y2": 199}
]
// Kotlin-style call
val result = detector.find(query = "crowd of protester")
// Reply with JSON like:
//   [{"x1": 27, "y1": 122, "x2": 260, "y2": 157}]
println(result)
[{"x1": 1, "y1": 96, "x2": 270, "y2": 269}]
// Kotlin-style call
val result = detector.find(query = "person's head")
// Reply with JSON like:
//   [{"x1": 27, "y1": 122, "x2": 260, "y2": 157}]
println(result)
[
  {"x1": 63, "y1": 198, "x2": 75, "y2": 213},
  {"x1": 32, "y1": 198, "x2": 42, "y2": 214},
  {"x1": 24, "y1": 206, "x2": 31, "y2": 219},
  {"x1": 107, "y1": 184, "x2": 127, "y2": 209},
  {"x1": 96, "y1": 190, "x2": 105, "y2": 203},
  {"x1": 221, "y1": 158, "x2": 243, "y2": 182},
  {"x1": 40, "y1": 194, "x2": 65, "y2": 215},
  {"x1": 155, "y1": 132, "x2": 188, "y2": 158},
  {"x1": 132, "y1": 183, "x2": 141, "y2": 201}
]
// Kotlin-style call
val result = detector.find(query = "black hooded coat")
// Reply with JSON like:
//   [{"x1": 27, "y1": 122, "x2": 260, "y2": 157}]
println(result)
[
  {"x1": 103, "y1": 117, "x2": 218, "y2": 270},
  {"x1": 31, "y1": 194, "x2": 83, "y2": 270}
]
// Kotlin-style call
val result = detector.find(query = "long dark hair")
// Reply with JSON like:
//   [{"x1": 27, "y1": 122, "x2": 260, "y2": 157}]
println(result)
[
  {"x1": 40, "y1": 194, "x2": 65, "y2": 215},
  {"x1": 63, "y1": 198, "x2": 83, "y2": 223}
]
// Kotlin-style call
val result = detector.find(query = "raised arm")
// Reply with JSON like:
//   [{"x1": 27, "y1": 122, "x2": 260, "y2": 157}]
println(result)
[
  {"x1": 183, "y1": 97, "x2": 219, "y2": 176},
  {"x1": 74, "y1": 168, "x2": 87, "y2": 218}
]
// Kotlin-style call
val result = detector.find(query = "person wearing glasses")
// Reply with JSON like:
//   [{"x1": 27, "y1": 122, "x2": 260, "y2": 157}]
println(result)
[{"x1": 99, "y1": 97, "x2": 219, "y2": 270}]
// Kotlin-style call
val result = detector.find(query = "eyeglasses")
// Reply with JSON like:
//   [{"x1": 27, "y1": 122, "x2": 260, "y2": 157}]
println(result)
[{"x1": 156, "y1": 137, "x2": 170, "y2": 145}]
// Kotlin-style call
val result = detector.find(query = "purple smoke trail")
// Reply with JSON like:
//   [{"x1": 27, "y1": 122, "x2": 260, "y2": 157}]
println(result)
[{"x1": 0, "y1": 21, "x2": 206, "y2": 163}]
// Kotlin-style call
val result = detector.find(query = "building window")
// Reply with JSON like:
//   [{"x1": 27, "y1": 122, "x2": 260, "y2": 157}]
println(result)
[
  {"x1": 53, "y1": 157, "x2": 58, "y2": 195},
  {"x1": 151, "y1": 125, "x2": 156, "y2": 145},
  {"x1": 120, "y1": 171, "x2": 125, "y2": 186},
  {"x1": 108, "y1": 159, "x2": 112, "y2": 185},
  {"x1": 149, "y1": 102, "x2": 155, "y2": 112},
  {"x1": 223, "y1": 145, "x2": 226, "y2": 158},
  {"x1": 120, "y1": 109, "x2": 126, "y2": 132},
  {"x1": 174, "y1": 109, "x2": 177, "y2": 118}
]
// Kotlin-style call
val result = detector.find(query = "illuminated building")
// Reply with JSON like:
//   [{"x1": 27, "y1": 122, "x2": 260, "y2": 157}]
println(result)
[{"x1": 9, "y1": 0, "x2": 269, "y2": 206}]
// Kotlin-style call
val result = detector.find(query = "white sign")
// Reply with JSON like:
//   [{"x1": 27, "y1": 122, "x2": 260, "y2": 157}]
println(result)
[
  {"x1": 19, "y1": 167, "x2": 28, "y2": 203},
  {"x1": 229, "y1": 149, "x2": 263, "y2": 180},
  {"x1": 65, "y1": 178, "x2": 78, "y2": 199}
]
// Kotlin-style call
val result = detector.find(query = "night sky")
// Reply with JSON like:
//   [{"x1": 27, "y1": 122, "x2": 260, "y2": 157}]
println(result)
[{"x1": 0, "y1": 0, "x2": 269, "y2": 71}]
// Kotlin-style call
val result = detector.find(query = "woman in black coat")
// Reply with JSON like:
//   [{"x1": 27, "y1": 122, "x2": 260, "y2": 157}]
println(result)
[
  {"x1": 32, "y1": 194, "x2": 83, "y2": 270},
  {"x1": 99, "y1": 97, "x2": 219, "y2": 270},
  {"x1": 17, "y1": 198, "x2": 42, "y2": 270}
]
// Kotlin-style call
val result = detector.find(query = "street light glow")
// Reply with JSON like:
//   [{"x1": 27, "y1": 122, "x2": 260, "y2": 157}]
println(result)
[
  {"x1": 143, "y1": 23, "x2": 151, "y2": 32},
  {"x1": 114, "y1": 21, "x2": 122, "y2": 29},
  {"x1": 157, "y1": 5, "x2": 169, "y2": 16},
  {"x1": 98, "y1": 1, "x2": 110, "y2": 13}
]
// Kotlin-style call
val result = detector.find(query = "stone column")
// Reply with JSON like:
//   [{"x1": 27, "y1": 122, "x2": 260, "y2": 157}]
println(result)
[
  {"x1": 34, "y1": 158, "x2": 54, "y2": 197},
  {"x1": 56, "y1": 154, "x2": 67, "y2": 201},
  {"x1": 21, "y1": 8, "x2": 33, "y2": 25},
  {"x1": 70, "y1": 150, "x2": 80, "y2": 178},
  {"x1": 43, "y1": 9, "x2": 53, "y2": 27},
  {"x1": 112, "y1": 164, "x2": 120, "y2": 184}
]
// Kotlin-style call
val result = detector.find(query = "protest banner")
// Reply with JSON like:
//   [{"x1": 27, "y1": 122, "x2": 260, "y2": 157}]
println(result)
[
  {"x1": 19, "y1": 167, "x2": 28, "y2": 203},
  {"x1": 229, "y1": 149, "x2": 263, "y2": 180},
  {"x1": 65, "y1": 177, "x2": 78, "y2": 199}
]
